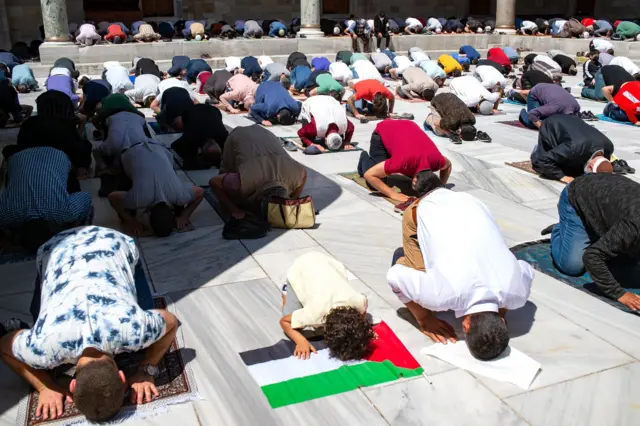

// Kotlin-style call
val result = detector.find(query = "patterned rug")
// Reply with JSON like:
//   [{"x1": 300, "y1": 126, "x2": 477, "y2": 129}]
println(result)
[
  {"x1": 594, "y1": 114, "x2": 636, "y2": 126},
  {"x1": 499, "y1": 120, "x2": 535, "y2": 130},
  {"x1": 16, "y1": 296, "x2": 200, "y2": 426},
  {"x1": 339, "y1": 172, "x2": 417, "y2": 208},
  {"x1": 511, "y1": 239, "x2": 640, "y2": 315},
  {"x1": 282, "y1": 137, "x2": 362, "y2": 155},
  {"x1": 505, "y1": 160, "x2": 537, "y2": 175}
]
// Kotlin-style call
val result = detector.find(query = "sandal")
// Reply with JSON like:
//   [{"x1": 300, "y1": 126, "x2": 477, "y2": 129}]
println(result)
[{"x1": 476, "y1": 131, "x2": 492, "y2": 143}]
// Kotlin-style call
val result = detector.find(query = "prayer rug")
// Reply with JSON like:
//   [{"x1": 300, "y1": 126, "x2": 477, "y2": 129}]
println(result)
[
  {"x1": 502, "y1": 98, "x2": 526, "y2": 106},
  {"x1": 505, "y1": 160, "x2": 537, "y2": 175},
  {"x1": 148, "y1": 121, "x2": 176, "y2": 135},
  {"x1": 595, "y1": 114, "x2": 637, "y2": 126},
  {"x1": 499, "y1": 120, "x2": 535, "y2": 131},
  {"x1": 15, "y1": 296, "x2": 201, "y2": 426},
  {"x1": 511, "y1": 239, "x2": 639, "y2": 315},
  {"x1": 283, "y1": 137, "x2": 362, "y2": 155},
  {"x1": 339, "y1": 172, "x2": 417, "y2": 208},
  {"x1": 240, "y1": 321, "x2": 423, "y2": 408}
]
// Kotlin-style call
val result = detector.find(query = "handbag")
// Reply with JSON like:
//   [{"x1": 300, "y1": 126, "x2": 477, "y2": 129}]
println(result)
[{"x1": 267, "y1": 196, "x2": 316, "y2": 229}]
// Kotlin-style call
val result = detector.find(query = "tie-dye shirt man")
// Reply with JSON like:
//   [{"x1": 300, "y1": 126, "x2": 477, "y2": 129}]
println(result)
[{"x1": 12, "y1": 226, "x2": 166, "y2": 369}]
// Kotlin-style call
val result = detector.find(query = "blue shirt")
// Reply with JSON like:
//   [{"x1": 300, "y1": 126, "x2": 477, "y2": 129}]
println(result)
[
  {"x1": 269, "y1": 21, "x2": 287, "y2": 37},
  {"x1": 419, "y1": 61, "x2": 446, "y2": 80},
  {"x1": 0, "y1": 147, "x2": 92, "y2": 228},
  {"x1": 451, "y1": 53, "x2": 470, "y2": 65},
  {"x1": 249, "y1": 81, "x2": 301, "y2": 121},
  {"x1": 10, "y1": 64, "x2": 37, "y2": 89},
  {"x1": 291, "y1": 65, "x2": 312, "y2": 90},
  {"x1": 595, "y1": 20, "x2": 612, "y2": 30},
  {"x1": 83, "y1": 79, "x2": 112, "y2": 103},
  {"x1": 241, "y1": 56, "x2": 262, "y2": 77},
  {"x1": 0, "y1": 52, "x2": 19, "y2": 70},
  {"x1": 235, "y1": 20, "x2": 245, "y2": 31},
  {"x1": 502, "y1": 46, "x2": 519, "y2": 60},
  {"x1": 12, "y1": 226, "x2": 166, "y2": 369},
  {"x1": 312, "y1": 57, "x2": 331, "y2": 71},
  {"x1": 186, "y1": 59, "x2": 212, "y2": 82},
  {"x1": 132, "y1": 20, "x2": 145, "y2": 35},
  {"x1": 459, "y1": 45, "x2": 480, "y2": 60}
]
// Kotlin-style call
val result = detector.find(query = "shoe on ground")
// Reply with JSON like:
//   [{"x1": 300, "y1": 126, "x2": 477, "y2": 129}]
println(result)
[
  {"x1": 449, "y1": 133, "x2": 462, "y2": 144},
  {"x1": 612, "y1": 160, "x2": 628, "y2": 174},
  {"x1": 394, "y1": 198, "x2": 416, "y2": 214},
  {"x1": 618, "y1": 159, "x2": 635, "y2": 174},
  {"x1": 540, "y1": 224, "x2": 556, "y2": 236},
  {"x1": 282, "y1": 140, "x2": 298, "y2": 152},
  {"x1": 476, "y1": 131, "x2": 492, "y2": 143}
]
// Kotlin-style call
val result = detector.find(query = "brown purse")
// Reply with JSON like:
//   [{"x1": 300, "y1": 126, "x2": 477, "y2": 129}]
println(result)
[{"x1": 267, "y1": 196, "x2": 316, "y2": 229}]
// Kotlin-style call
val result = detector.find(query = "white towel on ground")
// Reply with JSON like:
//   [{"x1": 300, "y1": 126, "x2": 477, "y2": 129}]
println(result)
[{"x1": 421, "y1": 342, "x2": 541, "y2": 389}]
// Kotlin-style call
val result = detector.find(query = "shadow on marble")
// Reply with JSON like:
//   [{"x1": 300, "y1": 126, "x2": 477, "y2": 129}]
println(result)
[
  {"x1": 0, "y1": 260, "x2": 37, "y2": 297},
  {"x1": 505, "y1": 362, "x2": 640, "y2": 426},
  {"x1": 365, "y1": 370, "x2": 526, "y2": 426}
]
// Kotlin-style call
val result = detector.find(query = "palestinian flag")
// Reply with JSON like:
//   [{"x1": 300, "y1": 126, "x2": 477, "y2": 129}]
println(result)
[{"x1": 239, "y1": 321, "x2": 423, "y2": 408}]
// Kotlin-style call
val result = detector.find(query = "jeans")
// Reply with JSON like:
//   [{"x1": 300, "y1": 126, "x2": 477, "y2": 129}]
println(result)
[
  {"x1": 357, "y1": 131, "x2": 390, "y2": 178},
  {"x1": 30, "y1": 261, "x2": 154, "y2": 322},
  {"x1": 376, "y1": 33, "x2": 391, "y2": 49},
  {"x1": 518, "y1": 96, "x2": 541, "y2": 129},
  {"x1": 382, "y1": 49, "x2": 396, "y2": 61},
  {"x1": 346, "y1": 99, "x2": 374, "y2": 116},
  {"x1": 551, "y1": 186, "x2": 591, "y2": 275},
  {"x1": 581, "y1": 70, "x2": 606, "y2": 101},
  {"x1": 391, "y1": 247, "x2": 404, "y2": 266},
  {"x1": 604, "y1": 102, "x2": 630, "y2": 122}
]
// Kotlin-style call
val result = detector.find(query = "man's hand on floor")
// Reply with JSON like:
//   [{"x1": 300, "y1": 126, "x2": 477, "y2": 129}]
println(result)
[
  {"x1": 129, "y1": 372, "x2": 159, "y2": 404},
  {"x1": 37, "y1": 387, "x2": 72, "y2": 420},
  {"x1": 418, "y1": 316, "x2": 457, "y2": 345},
  {"x1": 174, "y1": 215, "x2": 191, "y2": 231},
  {"x1": 618, "y1": 292, "x2": 640, "y2": 311}
]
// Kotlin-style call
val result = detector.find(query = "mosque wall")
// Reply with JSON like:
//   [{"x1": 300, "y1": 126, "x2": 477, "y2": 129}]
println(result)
[{"x1": 4, "y1": 0, "x2": 84, "y2": 46}]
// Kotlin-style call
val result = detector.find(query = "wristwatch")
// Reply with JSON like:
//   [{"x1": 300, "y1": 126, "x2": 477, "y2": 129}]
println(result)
[{"x1": 141, "y1": 364, "x2": 160, "y2": 377}]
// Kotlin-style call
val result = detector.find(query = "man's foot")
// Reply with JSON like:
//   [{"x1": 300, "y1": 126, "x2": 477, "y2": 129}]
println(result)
[
  {"x1": 394, "y1": 197, "x2": 416, "y2": 214},
  {"x1": 540, "y1": 224, "x2": 556, "y2": 236},
  {"x1": 0, "y1": 318, "x2": 30, "y2": 338},
  {"x1": 476, "y1": 131, "x2": 492, "y2": 143}
]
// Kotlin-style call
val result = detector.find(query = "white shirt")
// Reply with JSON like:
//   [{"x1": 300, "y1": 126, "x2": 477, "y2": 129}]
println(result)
[
  {"x1": 49, "y1": 67, "x2": 70, "y2": 77},
  {"x1": 103, "y1": 61, "x2": 123, "y2": 70},
  {"x1": 474, "y1": 65, "x2": 506, "y2": 90},
  {"x1": 329, "y1": 62, "x2": 352, "y2": 82},
  {"x1": 387, "y1": 189, "x2": 534, "y2": 317},
  {"x1": 157, "y1": 77, "x2": 193, "y2": 103},
  {"x1": 449, "y1": 75, "x2": 500, "y2": 107},
  {"x1": 521, "y1": 20, "x2": 538, "y2": 31},
  {"x1": 351, "y1": 60, "x2": 383, "y2": 83},
  {"x1": 393, "y1": 55, "x2": 414, "y2": 74},
  {"x1": 553, "y1": 20, "x2": 567, "y2": 32},
  {"x1": 592, "y1": 39, "x2": 614, "y2": 53},
  {"x1": 411, "y1": 51, "x2": 430, "y2": 63},
  {"x1": 225, "y1": 56, "x2": 242, "y2": 72},
  {"x1": 533, "y1": 54, "x2": 562, "y2": 71},
  {"x1": 124, "y1": 74, "x2": 160, "y2": 103},
  {"x1": 300, "y1": 95, "x2": 348, "y2": 138},
  {"x1": 427, "y1": 17, "x2": 442, "y2": 30},
  {"x1": 258, "y1": 55, "x2": 273, "y2": 69},
  {"x1": 105, "y1": 65, "x2": 133, "y2": 93},
  {"x1": 610, "y1": 56, "x2": 640, "y2": 76},
  {"x1": 406, "y1": 18, "x2": 422, "y2": 30}
]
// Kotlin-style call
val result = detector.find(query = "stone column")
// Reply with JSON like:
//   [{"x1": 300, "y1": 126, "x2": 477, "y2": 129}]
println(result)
[
  {"x1": 298, "y1": 0, "x2": 324, "y2": 38},
  {"x1": 40, "y1": 0, "x2": 70, "y2": 42},
  {"x1": 495, "y1": 0, "x2": 516, "y2": 34}
]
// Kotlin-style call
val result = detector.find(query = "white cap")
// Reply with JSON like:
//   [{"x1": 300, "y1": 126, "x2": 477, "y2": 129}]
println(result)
[
  {"x1": 477, "y1": 27, "x2": 483, "y2": 33},
  {"x1": 278, "y1": 28, "x2": 285, "y2": 36},
  {"x1": 195, "y1": 34, "x2": 202, "y2": 41},
  {"x1": 637, "y1": 34, "x2": 640, "y2": 41},
  {"x1": 485, "y1": 25, "x2": 491, "y2": 31},
  {"x1": 435, "y1": 28, "x2": 441, "y2": 34},
  {"x1": 582, "y1": 31, "x2": 590, "y2": 38},
  {"x1": 326, "y1": 132, "x2": 343, "y2": 151},
  {"x1": 333, "y1": 27, "x2": 340, "y2": 35}
]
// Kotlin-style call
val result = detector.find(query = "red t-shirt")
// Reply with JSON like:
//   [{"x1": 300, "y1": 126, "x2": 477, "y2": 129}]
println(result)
[
  {"x1": 197, "y1": 71, "x2": 212, "y2": 94},
  {"x1": 613, "y1": 81, "x2": 640, "y2": 124},
  {"x1": 354, "y1": 80, "x2": 393, "y2": 102},
  {"x1": 105, "y1": 24, "x2": 126, "y2": 41},
  {"x1": 581, "y1": 18, "x2": 595, "y2": 27},
  {"x1": 376, "y1": 119, "x2": 446, "y2": 177},
  {"x1": 487, "y1": 47, "x2": 512, "y2": 73}
]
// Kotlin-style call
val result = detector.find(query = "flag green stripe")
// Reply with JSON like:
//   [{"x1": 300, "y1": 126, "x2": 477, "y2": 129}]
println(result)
[{"x1": 262, "y1": 360, "x2": 424, "y2": 408}]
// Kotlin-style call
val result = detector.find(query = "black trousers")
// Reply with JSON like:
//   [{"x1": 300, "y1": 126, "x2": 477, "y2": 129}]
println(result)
[
  {"x1": 357, "y1": 131, "x2": 390, "y2": 177},
  {"x1": 376, "y1": 32, "x2": 390, "y2": 49}
]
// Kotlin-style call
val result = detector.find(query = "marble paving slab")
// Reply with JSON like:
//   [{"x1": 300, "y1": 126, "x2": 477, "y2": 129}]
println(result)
[
  {"x1": 241, "y1": 228, "x2": 319, "y2": 256},
  {"x1": 505, "y1": 362, "x2": 640, "y2": 426},
  {"x1": 169, "y1": 280, "x2": 389, "y2": 426},
  {"x1": 365, "y1": 370, "x2": 526, "y2": 426},
  {"x1": 0, "y1": 258, "x2": 37, "y2": 297},
  {"x1": 139, "y1": 225, "x2": 266, "y2": 294}
]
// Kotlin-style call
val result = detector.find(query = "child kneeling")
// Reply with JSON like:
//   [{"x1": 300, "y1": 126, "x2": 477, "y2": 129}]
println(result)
[{"x1": 280, "y1": 252, "x2": 373, "y2": 361}]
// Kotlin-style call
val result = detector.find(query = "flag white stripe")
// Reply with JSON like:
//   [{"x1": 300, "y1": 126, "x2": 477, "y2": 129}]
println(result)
[{"x1": 246, "y1": 348, "x2": 365, "y2": 387}]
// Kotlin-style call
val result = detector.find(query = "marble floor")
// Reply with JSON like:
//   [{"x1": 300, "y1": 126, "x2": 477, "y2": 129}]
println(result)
[{"x1": 1, "y1": 64, "x2": 640, "y2": 426}]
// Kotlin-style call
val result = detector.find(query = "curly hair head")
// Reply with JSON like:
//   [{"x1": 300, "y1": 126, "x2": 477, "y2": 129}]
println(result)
[{"x1": 324, "y1": 306, "x2": 374, "y2": 361}]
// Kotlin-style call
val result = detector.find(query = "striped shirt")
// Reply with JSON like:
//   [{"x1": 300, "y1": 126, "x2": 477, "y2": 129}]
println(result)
[{"x1": 0, "y1": 147, "x2": 92, "y2": 227}]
